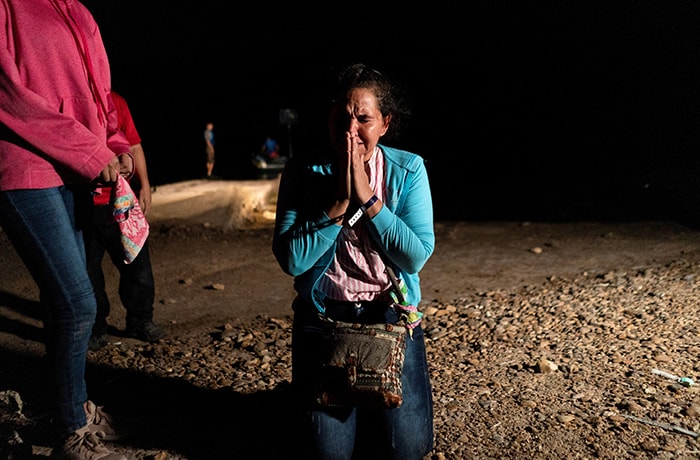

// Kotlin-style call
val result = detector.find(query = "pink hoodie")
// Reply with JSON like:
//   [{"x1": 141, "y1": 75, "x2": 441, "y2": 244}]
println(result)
[{"x1": 0, "y1": 0, "x2": 130, "y2": 191}]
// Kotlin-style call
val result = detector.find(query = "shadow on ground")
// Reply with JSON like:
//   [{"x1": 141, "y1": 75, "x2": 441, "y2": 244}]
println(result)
[
  {"x1": 86, "y1": 366, "x2": 300, "y2": 460},
  {"x1": 1, "y1": 346, "x2": 302, "y2": 460},
  {"x1": 3, "y1": 343, "x2": 401, "y2": 459}
]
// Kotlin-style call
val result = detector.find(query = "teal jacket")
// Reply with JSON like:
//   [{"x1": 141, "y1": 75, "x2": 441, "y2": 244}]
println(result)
[{"x1": 272, "y1": 144, "x2": 435, "y2": 314}]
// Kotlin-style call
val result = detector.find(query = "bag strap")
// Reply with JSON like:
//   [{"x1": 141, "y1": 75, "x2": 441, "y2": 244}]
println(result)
[
  {"x1": 384, "y1": 264, "x2": 423, "y2": 332},
  {"x1": 385, "y1": 265, "x2": 406, "y2": 304}
]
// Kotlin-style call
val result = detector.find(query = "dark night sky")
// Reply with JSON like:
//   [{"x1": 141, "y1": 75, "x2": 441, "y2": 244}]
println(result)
[{"x1": 82, "y1": 1, "x2": 700, "y2": 222}]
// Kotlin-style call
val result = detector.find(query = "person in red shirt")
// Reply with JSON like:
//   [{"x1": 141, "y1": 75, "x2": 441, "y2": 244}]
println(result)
[{"x1": 85, "y1": 91, "x2": 166, "y2": 351}]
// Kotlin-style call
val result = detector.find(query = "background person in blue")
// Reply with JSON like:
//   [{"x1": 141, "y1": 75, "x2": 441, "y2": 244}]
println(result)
[
  {"x1": 260, "y1": 135, "x2": 280, "y2": 161},
  {"x1": 272, "y1": 63, "x2": 435, "y2": 459},
  {"x1": 203, "y1": 121, "x2": 215, "y2": 178}
]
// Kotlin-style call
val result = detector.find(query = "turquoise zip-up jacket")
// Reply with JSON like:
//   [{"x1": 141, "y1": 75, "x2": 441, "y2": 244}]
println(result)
[{"x1": 272, "y1": 144, "x2": 435, "y2": 314}]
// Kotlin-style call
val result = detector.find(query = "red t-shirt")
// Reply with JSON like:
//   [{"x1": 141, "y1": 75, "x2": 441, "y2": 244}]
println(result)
[
  {"x1": 94, "y1": 91, "x2": 141, "y2": 205},
  {"x1": 111, "y1": 91, "x2": 141, "y2": 145}
]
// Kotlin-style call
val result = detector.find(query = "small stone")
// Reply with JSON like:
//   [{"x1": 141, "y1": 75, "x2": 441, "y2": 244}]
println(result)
[
  {"x1": 537, "y1": 358, "x2": 558, "y2": 374},
  {"x1": 557, "y1": 414, "x2": 575, "y2": 423},
  {"x1": 521, "y1": 399, "x2": 537, "y2": 408},
  {"x1": 685, "y1": 404, "x2": 700, "y2": 417}
]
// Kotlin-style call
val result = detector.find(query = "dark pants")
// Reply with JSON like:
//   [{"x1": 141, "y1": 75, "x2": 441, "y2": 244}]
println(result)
[{"x1": 84, "y1": 204, "x2": 155, "y2": 335}]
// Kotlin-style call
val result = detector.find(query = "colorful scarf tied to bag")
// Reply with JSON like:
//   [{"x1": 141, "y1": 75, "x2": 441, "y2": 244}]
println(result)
[
  {"x1": 112, "y1": 175, "x2": 149, "y2": 264},
  {"x1": 386, "y1": 266, "x2": 423, "y2": 336}
]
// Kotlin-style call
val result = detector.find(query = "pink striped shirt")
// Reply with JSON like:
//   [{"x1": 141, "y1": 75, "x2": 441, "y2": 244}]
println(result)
[{"x1": 318, "y1": 147, "x2": 393, "y2": 302}]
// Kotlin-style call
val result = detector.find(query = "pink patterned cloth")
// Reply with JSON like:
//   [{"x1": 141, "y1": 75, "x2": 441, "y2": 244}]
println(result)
[{"x1": 112, "y1": 175, "x2": 149, "y2": 264}]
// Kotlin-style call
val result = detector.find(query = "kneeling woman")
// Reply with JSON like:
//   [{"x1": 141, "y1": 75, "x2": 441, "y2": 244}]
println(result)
[{"x1": 272, "y1": 63, "x2": 435, "y2": 460}]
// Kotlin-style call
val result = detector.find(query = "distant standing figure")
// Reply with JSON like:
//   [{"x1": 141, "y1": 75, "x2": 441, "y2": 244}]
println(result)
[
  {"x1": 85, "y1": 91, "x2": 166, "y2": 351},
  {"x1": 204, "y1": 122, "x2": 215, "y2": 178}
]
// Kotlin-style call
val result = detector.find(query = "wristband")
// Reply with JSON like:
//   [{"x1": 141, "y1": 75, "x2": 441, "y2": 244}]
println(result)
[
  {"x1": 361, "y1": 195, "x2": 379, "y2": 212},
  {"x1": 348, "y1": 195, "x2": 379, "y2": 227},
  {"x1": 347, "y1": 207, "x2": 363, "y2": 227}
]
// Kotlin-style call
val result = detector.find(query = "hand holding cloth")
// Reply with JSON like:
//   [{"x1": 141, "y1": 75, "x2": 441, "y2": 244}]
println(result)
[{"x1": 112, "y1": 175, "x2": 149, "y2": 264}]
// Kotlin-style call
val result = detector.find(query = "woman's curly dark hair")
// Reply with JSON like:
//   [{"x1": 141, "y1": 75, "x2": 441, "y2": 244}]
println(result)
[{"x1": 332, "y1": 63, "x2": 411, "y2": 141}]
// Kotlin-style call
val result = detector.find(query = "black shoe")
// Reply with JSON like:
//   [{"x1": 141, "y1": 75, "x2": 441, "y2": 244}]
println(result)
[
  {"x1": 124, "y1": 321, "x2": 166, "y2": 343},
  {"x1": 88, "y1": 334, "x2": 108, "y2": 351}
]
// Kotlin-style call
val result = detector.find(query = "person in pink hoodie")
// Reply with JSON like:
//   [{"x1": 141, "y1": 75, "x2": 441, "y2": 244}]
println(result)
[{"x1": 0, "y1": 1, "x2": 134, "y2": 458}]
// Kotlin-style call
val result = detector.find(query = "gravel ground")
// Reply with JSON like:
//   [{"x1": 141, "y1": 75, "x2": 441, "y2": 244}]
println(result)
[
  {"x1": 3, "y1": 179, "x2": 700, "y2": 459},
  {"x1": 4, "y1": 252, "x2": 700, "y2": 459}
]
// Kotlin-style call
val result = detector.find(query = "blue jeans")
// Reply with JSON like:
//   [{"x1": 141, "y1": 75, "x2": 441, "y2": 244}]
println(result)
[
  {"x1": 0, "y1": 186, "x2": 94, "y2": 438},
  {"x1": 291, "y1": 300, "x2": 434, "y2": 460},
  {"x1": 84, "y1": 204, "x2": 155, "y2": 335}
]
